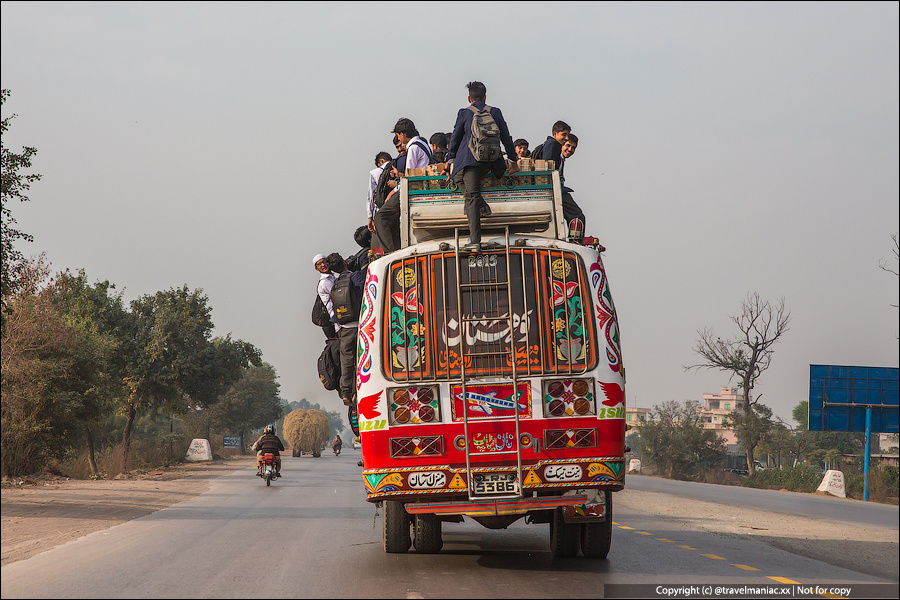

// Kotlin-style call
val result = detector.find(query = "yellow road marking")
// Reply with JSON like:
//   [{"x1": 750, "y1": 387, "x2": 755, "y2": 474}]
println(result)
[
  {"x1": 656, "y1": 538, "x2": 675, "y2": 542},
  {"x1": 701, "y1": 554, "x2": 726, "y2": 560},
  {"x1": 732, "y1": 564, "x2": 760, "y2": 571},
  {"x1": 677, "y1": 545, "x2": 697, "y2": 550},
  {"x1": 768, "y1": 577, "x2": 800, "y2": 584},
  {"x1": 636, "y1": 531, "x2": 654, "y2": 535},
  {"x1": 617, "y1": 525, "x2": 635, "y2": 530}
]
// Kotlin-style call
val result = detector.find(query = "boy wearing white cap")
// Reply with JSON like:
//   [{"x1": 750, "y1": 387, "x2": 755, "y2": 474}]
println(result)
[{"x1": 314, "y1": 254, "x2": 337, "y2": 338}]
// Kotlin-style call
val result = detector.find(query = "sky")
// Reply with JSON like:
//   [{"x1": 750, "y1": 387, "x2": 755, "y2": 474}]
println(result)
[{"x1": 2, "y1": 1, "x2": 898, "y2": 426}]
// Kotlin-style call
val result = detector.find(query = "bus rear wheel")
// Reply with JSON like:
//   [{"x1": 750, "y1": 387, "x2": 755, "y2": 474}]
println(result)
[
  {"x1": 580, "y1": 491, "x2": 613, "y2": 558},
  {"x1": 550, "y1": 508, "x2": 579, "y2": 558},
  {"x1": 382, "y1": 501, "x2": 411, "y2": 553},
  {"x1": 413, "y1": 513, "x2": 443, "y2": 554}
]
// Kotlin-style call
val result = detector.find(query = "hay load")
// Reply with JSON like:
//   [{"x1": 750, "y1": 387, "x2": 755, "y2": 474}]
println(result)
[{"x1": 283, "y1": 408, "x2": 330, "y2": 458}]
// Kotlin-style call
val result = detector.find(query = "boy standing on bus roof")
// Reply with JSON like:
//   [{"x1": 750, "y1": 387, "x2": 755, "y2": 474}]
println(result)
[{"x1": 443, "y1": 81, "x2": 519, "y2": 252}]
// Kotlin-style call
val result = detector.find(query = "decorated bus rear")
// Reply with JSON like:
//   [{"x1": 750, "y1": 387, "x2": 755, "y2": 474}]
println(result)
[{"x1": 355, "y1": 170, "x2": 626, "y2": 556}]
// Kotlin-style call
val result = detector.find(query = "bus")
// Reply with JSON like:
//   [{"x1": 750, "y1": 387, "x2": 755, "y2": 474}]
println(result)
[{"x1": 355, "y1": 165, "x2": 626, "y2": 557}]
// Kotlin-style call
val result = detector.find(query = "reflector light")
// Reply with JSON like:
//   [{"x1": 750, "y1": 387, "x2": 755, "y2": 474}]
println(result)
[
  {"x1": 390, "y1": 436, "x2": 444, "y2": 458},
  {"x1": 547, "y1": 381, "x2": 565, "y2": 397},
  {"x1": 544, "y1": 429, "x2": 597, "y2": 449}
]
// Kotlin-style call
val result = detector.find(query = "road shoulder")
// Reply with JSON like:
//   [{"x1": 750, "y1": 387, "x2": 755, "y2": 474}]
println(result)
[{"x1": 1, "y1": 457, "x2": 255, "y2": 567}]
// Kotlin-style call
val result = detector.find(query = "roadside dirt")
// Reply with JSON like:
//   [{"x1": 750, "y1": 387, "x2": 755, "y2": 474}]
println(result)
[
  {"x1": 2, "y1": 461, "x2": 897, "y2": 581},
  {"x1": 1, "y1": 456, "x2": 256, "y2": 567}
]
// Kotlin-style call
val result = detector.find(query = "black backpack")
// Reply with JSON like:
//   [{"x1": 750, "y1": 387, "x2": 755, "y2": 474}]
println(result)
[
  {"x1": 330, "y1": 271, "x2": 363, "y2": 324},
  {"x1": 467, "y1": 105, "x2": 502, "y2": 162},
  {"x1": 373, "y1": 162, "x2": 395, "y2": 209},
  {"x1": 531, "y1": 142, "x2": 545, "y2": 161},
  {"x1": 317, "y1": 338, "x2": 341, "y2": 390},
  {"x1": 311, "y1": 294, "x2": 330, "y2": 327}
]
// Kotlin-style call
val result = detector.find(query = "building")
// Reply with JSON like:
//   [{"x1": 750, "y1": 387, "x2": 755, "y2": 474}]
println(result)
[
  {"x1": 697, "y1": 386, "x2": 745, "y2": 445},
  {"x1": 625, "y1": 406, "x2": 651, "y2": 428}
]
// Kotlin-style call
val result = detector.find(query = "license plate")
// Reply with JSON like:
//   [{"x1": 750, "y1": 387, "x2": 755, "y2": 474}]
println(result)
[{"x1": 472, "y1": 472, "x2": 519, "y2": 495}]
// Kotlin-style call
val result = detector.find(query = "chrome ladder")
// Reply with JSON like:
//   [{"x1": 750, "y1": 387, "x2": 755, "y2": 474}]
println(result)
[{"x1": 454, "y1": 226, "x2": 524, "y2": 501}]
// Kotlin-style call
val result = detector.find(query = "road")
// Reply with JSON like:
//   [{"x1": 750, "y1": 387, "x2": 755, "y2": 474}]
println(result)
[{"x1": 1, "y1": 452, "x2": 897, "y2": 599}]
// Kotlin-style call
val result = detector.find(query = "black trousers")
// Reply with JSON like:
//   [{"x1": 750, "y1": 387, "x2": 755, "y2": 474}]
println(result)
[
  {"x1": 455, "y1": 163, "x2": 493, "y2": 244},
  {"x1": 562, "y1": 191, "x2": 586, "y2": 229},
  {"x1": 373, "y1": 191, "x2": 401, "y2": 253},
  {"x1": 337, "y1": 325, "x2": 358, "y2": 404}
]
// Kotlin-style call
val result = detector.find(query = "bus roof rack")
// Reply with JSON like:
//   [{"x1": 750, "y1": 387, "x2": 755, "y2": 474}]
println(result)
[{"x1": 400, "y1": 170, "x2": 568, "y2": 248}]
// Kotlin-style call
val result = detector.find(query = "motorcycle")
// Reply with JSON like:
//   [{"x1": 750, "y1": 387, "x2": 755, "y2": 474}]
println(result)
[
  {"x1": 258, "y1": 453, "x2": 280, "y2": 486},
  {"x1": 332, "y1": 442, "x2": 342, "y2": 456}
]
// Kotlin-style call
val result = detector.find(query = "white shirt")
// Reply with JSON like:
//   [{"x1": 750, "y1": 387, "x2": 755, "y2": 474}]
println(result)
[
  {"x1": 404, "y1": 136, "x2": 432, "y2": 170},
  {"x1": 366, "y1": 163, "x2": 387, "y2": 219},
  {"x1": 317, "y1": 272, "x2": 340, "y2": 331}
]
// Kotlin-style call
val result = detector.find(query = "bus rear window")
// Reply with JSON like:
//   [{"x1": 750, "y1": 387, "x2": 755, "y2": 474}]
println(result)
[{"x1": 382, "y1": 249, "x2": 596, "y2": 381}]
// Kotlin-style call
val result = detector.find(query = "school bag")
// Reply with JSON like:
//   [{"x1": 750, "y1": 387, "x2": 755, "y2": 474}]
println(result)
[
  {"x1": 530, "y1": 142, "x2": 545, "y2": 161},
  {"x1": 373, "y1": 162, "x2": 395, "y2": 209},
  {"x1": 330, "y1": 271, "x2": 364, "y2": 325},
  {"x1": 317, "y1": 337, "x2": 341, "y2": 390},
  {"x1": 467, "y1": 104, "x2": 502, "y2": 163},
  {"x1": 311, "y1": 294, "x2": 331, "y2": 327}
]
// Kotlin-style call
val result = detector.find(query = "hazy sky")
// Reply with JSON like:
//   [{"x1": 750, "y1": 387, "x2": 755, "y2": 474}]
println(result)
[{"x1": 2, "y1": 2, "x2": 897, "y2": 426}]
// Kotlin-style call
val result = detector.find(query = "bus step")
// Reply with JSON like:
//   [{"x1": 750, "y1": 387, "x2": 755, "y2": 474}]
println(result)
[{"x1": 467, "y1": 494, "x2": 523, "y2": 502}]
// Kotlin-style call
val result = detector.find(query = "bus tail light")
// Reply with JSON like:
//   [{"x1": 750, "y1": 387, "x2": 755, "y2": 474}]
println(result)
[
  {"x1": 388, "y1": 385, "x2": 441, "y2": 425},
  {"x1": 542, "y1": 378, "x2": 596, "y2": 418}
]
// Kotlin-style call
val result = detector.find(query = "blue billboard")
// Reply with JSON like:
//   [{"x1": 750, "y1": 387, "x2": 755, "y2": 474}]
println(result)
[{"x1": 808, "y1": 365, "x2": 899, "y2": 433}]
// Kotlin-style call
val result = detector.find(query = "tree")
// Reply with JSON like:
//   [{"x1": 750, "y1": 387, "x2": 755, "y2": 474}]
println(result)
[
  {"x1": 789, "y1": 400, "x2": 864, "y2": 470},
  {"x1": 1, "y1": 90, "x2": 42, "y2": 336},
  {"x1": 686, "y1": 293, "x2": 791, "y2": 473},
  {"x1": 46, "y1": 269, "x2": 130, "y2": 477},
  {"x1": 639, "y1": 400, "x2": 727, "y2": 480},
  {"x1": 118, "y1": 286, "x2": 256, "y2": 466},
  {"x1": 760, "y1": 423, "x2": 790, "y2": 468},
  {"x1": 208, "y1": 364, "x2": 283, "y2": 453},
  {"x1": 792, "y1": 400, "x2": 810, "y2": 430},
  {"x1": 0, "y1": 258, "x2": 115, "y2": 476},
  {"x1": 724, "y1": 402, "x2": 774, "y2": 470}
]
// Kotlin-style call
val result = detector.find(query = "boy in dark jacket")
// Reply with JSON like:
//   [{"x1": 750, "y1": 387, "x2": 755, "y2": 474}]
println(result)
[
  {"x1": 442, "y1": 81, "x2": 519, "y2": 252},
  {"x1": 532, "y1": 120, "x2": 571, "y2": 166}
]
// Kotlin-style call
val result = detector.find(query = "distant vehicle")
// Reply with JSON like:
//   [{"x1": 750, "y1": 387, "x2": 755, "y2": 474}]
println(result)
[{"x1": 352, "y1": 438, "x2": 361, "y2": 450}]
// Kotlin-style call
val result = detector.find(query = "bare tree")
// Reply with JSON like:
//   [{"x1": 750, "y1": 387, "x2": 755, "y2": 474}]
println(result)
[
  {"x1": 879, "y1": 234, "x2": 898, "y2": 339},
  {"x1": 685, "y1": 292, "x2": 791, "y2": 473},
  {"x1": 879, "y1": 233, "x2": 899, "y2": 280}
]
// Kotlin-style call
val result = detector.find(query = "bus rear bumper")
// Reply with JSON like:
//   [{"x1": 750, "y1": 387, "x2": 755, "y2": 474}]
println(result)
[{"x1": 405, "y1": 494, "x2": 589, "y2": 517}]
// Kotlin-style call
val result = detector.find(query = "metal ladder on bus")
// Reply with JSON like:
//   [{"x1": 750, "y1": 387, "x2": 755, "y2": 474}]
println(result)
[{"x1": 454, "y1": 226, "x2": 524, "y2": 502}]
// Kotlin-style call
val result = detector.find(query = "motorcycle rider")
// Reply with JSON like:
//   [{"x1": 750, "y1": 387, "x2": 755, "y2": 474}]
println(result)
[
  {"x1": 251, "y1": 425, "x2": 285, "y2": 477},
  {"x1": 332, "y1": 434, "x2": 343, "y2": 455}
]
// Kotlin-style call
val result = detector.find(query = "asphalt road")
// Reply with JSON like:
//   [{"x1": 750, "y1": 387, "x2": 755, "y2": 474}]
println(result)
[{"x1": 1, "y1": 453, "x2": 897, "y2": 599}]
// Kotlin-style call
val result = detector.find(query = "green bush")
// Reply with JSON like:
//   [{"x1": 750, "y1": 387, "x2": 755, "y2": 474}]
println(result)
[
  {"x1": 743, "y1": 465, "x2": 823, "y2": 493},
  {"x1": 845, "y1": 466, "x2": 899, "y2": 503}
]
